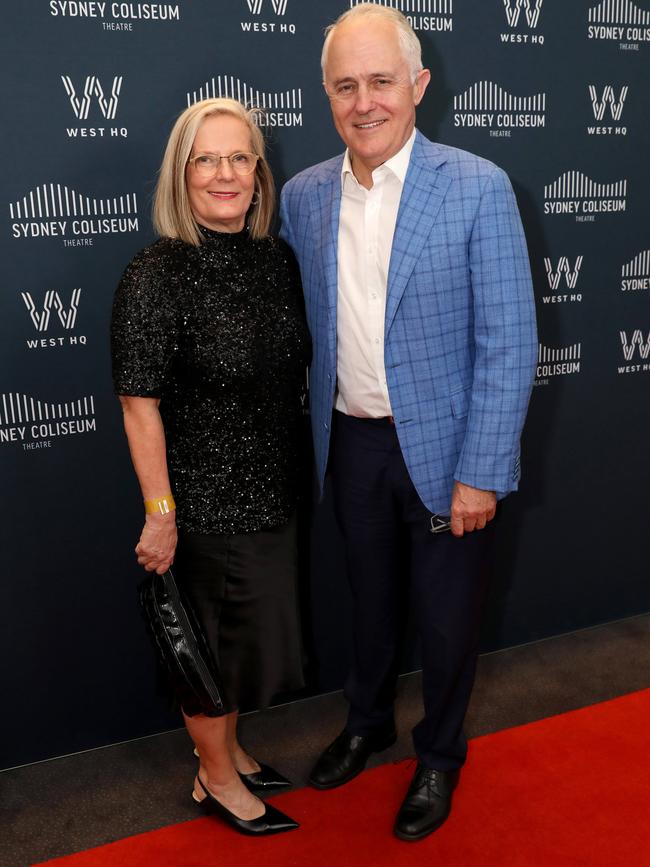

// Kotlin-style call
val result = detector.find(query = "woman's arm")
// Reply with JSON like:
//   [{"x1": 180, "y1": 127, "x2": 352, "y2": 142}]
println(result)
[{"x1": 119, "y1": 395, "x2": 178, "y2": 575}]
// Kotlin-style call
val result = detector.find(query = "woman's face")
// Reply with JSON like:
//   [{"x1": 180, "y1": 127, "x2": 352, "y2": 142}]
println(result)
[{"x1": 186, "y1": 114, "x2": 256, "y2": 234}]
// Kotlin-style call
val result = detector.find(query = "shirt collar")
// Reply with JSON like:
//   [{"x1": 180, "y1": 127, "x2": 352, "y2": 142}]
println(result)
[{"x1": 341, "y1": 127, "x2": 416, "y2": 186}]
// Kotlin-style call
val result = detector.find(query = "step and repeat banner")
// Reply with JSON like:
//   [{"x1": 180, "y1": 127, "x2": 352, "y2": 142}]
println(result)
[{"x1": 1, "y1": 1, "x2": 648, "y2": 767}]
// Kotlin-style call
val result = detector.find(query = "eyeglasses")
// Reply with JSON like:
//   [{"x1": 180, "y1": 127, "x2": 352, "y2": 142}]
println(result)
[
  {"x1": 430, "y1": 515, "x2": 452, "y2": 535},
  {"x1": 188, "y1": 152, "x2": 259, "y2": 176}
]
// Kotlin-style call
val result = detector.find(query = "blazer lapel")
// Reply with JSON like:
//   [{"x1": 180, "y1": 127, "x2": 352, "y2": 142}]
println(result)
[
  {"x1": 315, "y1": 170, "x2": 342, "y2": 365},
  {"x1": 385, "y1": 145, "x2": 452, "y2": 335}
]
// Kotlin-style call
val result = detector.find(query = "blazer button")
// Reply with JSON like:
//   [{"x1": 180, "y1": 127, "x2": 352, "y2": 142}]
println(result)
[{"x1": 324, "y1": 422, "x2": 329, "y2": 430}]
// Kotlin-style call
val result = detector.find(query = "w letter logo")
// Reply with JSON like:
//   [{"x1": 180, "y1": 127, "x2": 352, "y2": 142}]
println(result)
[
  {"x1": 620, "y1": 330, "x2": 650, "y2": 361},
  {"x1": 503, "y1": 0, "x2": 543, "y2": 28},
  {"x1": 61, "y1": 76, "x2": 123, "y2": 120},
  {"x1": 588, "y1": 86, "x2": 628, "y2": 121},
  {"x1": 22, "y1": 289, "x2": 81, "y2": 332},
  {"x1": 246, "y1": 0, "x2": 288, "y2": 13},
  {"x1": 544, "y1": 256, "x2": 583, "y2": 291}
]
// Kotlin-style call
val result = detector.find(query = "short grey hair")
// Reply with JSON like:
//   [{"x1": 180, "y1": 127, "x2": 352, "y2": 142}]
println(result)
[{"x1": 321, "y1": 3, "x2": 423, "y2": 83}]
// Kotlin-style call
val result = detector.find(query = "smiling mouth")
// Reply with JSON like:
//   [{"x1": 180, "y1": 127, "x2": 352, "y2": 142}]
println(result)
[
  {"x1": 354, "y1": 119, "x2": 387, "y2": 130},
  {"x1": 208, "y1": 191, "x2": 239, "y2": 200}
]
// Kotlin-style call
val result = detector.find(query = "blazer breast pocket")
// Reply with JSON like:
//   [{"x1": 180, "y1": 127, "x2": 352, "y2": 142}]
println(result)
[{"x1": 450, "y1": 386, "x2": 471, "y2": 419}]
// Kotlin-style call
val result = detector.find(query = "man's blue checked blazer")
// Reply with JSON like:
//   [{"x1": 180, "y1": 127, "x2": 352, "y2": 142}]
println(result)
[{"x1": 280, "y1": 130, "x2": 538, "y2": 514}]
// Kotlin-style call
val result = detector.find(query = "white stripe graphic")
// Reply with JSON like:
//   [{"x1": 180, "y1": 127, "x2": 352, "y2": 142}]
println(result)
[
  {"x1": 187, "y1": 76, "x2": 303, "y2": 110},
  {"x1": 537, "y1": 343, "x2": 582, "y2": 364},
  {"x1": 622, "y1": 250, "x2": 650, "y2": 277},
  {"x1": 9, "y1": 185, "x2": 138, "y2": 220},
  {"x1": 454, "y1": 81, "x2": 546, "y2": 112},
  {"x1": 588, "y1": 0, "x2": 650, "y2": 24},
  {"x1": 0, "y1": 392, "x2": 96, "y2": 427},
  {"x1": 544, "y1": 172, "x2": 627, "y2": 199},
  {"x1": 349, "y1": 0, "x2": 453, "y2": 13}
]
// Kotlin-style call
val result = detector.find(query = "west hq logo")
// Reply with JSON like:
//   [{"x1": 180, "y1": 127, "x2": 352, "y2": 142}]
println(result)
[
  {"x1": 187, "y1": 76, "x2": 303, "y2": 128},
  {"x1": 618, "y1": 330, "x2": 650, "y2": 374},
  {"x1": 21, "y1": 288, "x2": 88, "y2": 350},
  {"x1": 587, "y1": 0, "x2": 650, "y2": 50},
  {"x1": 587, "y1": 85, "x2": 628, "y2": 136},
  {"x1": 541, "y1": 256, "x2": 583, "y2": 304},
  {"x1": 247, "y1": 0, "x2": 288, "y2": 13},
  {"x1": 241, "y1": 0, "x2": 296, "y2": 33},
  {"x1": 535, "y1": 342, "x2": 581, "y2": 385},
  {"x1": 500, "y1": 0, "x2": 545, "y2": 44},
  {"x1": 453, "y1": 81, "x2": 546, "y2": 138},
  {"x1": 621, "y1": 250, "x2": 650, "y2": 293},
  {"x1": 544, "y1": 171, "x2": 627, "y2": 222},
  {"x1": 61, "y1": 75, "x2": 127, "y2": 139},
  {"x1": 0, "y1": 391, "x2": 96, "y2": 451},
  {"x1": 349, "y1": 0, "x2": 453, "y2": 32},
  {"x1": 9, "y1": 183, "x2": 139, "y2": 245}
]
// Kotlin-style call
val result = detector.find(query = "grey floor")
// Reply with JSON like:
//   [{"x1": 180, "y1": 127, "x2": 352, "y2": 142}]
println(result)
[{"x1": 2, "y1": 613, "x2": 649, "y2": 867}]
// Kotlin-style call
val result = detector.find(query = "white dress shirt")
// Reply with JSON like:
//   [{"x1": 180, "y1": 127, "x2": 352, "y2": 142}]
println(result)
[{"x1": 335, "y1": 129, "x2": 416, "y2": 418}]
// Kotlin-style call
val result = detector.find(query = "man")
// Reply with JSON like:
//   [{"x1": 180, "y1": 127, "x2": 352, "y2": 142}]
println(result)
[{"x1": 280, "y1": 3, "x2": 537, "y2": 842}]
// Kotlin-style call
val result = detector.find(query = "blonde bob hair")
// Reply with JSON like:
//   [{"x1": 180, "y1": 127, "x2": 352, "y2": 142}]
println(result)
[{"x1": 153, "y1": 98, "x2": 275, "y2": 245}]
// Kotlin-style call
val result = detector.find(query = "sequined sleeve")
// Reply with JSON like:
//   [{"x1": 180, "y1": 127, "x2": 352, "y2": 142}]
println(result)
[{"x1": 110, "y1": 242, "x2": 180, "y2": 397}]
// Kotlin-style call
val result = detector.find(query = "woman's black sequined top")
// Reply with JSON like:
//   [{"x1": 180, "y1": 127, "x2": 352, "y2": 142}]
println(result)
[{"x1": 111, "y1": 228, "x2": 311, "y2": 534}]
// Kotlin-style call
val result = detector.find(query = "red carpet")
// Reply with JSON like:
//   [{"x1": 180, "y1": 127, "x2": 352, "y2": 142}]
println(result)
[{"x1": 37, "y1": 689, "x2": 650, "y2": 866}]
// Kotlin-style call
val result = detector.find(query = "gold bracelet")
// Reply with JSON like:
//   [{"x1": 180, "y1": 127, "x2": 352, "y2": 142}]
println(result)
[{"x1": 144, "y1": 494, "x2": 176, "y2": 515}]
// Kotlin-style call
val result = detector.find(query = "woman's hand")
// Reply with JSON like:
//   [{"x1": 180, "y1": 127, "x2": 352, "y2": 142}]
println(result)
[{"x1": 135, "y1": 512, "x2": 178, "y2": 574}]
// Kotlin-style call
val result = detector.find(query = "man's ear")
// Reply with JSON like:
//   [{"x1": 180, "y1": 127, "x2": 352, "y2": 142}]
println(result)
[{"x1": 414, "y1": 69, "x2": 431, "y2": 106}]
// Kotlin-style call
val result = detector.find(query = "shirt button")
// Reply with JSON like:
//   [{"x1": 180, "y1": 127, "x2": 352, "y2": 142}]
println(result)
[{"x1": 375, "y1": 338, "x2": 380, "y2": 344}]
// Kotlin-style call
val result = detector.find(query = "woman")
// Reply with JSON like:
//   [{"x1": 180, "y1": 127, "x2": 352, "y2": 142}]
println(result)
[{"x1": 111, "y1": 98, "x2": 310, "y2": 836}]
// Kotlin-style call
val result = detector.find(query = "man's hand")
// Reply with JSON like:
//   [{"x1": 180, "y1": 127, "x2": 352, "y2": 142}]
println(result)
[
  {"x1": 450, "y1": 481, "x2": 496, "y2": 538},
  {"x1": 135, "y1": 512, "x2": 178, "y2": 574}
]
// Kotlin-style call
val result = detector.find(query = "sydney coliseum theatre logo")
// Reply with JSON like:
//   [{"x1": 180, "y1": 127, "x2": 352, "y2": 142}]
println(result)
[
  {"x1": 0, "y1": 391, "x2": 96, "y2": 451},
  {"x1": 544, "y1": 171, "x2": 627, "y2": 222},
  {"x1": 535, "y1": 343, "x2": 581, "y2": 386},
  {"x1": 187, "y1": 76, "x2": 303, "y2": 128},
  {"x1": 587, "y1": 0, "x2": 650, "y2": 50},
  {"x1": 48, "y1": 2, "x2": 181, "y2": 32},
  {"x1": 620, "y1": 250, "x2": 650, "y2": 293},
  {"x1": 349, "y1": 0, "x2": 453, "y2": 33},
  {"x1": 453, "y1": 81, "x2": 546, "y2": 138},
  {"x1": 9, "y1": 183, "x2": 139, "y2": 245}
]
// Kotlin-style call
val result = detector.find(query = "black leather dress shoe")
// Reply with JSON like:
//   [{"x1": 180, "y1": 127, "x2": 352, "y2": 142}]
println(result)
[
  {"x1": 239, "y1": 763, "x2": 292, "y2": 793},
  {"x1": 193, "y1": 775, "x2": 299, "y2": 836},
  {"x1": 309, "y1": 728, "x2": 397, "y2": 790},
  {"x1": 394, "y1": 764, "x2": 459, "y2": 842}
]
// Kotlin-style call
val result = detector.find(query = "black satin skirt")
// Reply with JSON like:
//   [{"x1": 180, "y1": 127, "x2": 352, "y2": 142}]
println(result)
[{"x1": 173, "y1": 513, "x2": 304, "y2": 715}]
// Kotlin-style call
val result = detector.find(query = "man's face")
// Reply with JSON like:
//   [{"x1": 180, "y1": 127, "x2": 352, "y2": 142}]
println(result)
[{"x1": 323, "y1": 18, "x2": 430, "y2": 180}]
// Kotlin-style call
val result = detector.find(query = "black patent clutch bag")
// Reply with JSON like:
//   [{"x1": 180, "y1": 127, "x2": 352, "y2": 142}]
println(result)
[{"x1": 139, "y1": 568, "x2": 225, "y2": 717}]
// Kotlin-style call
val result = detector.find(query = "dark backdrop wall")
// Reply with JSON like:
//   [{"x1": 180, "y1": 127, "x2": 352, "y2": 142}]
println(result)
[{"x1": 1, "y1": 1, "x2": 648, "y2": 770}]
